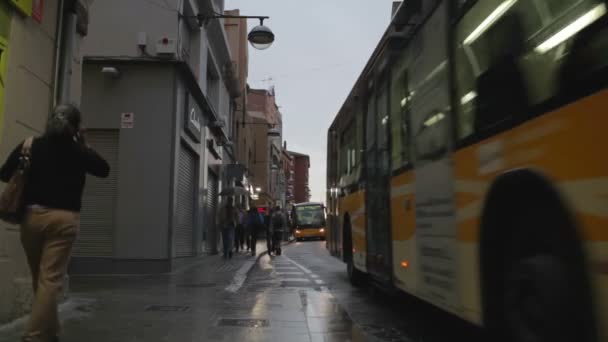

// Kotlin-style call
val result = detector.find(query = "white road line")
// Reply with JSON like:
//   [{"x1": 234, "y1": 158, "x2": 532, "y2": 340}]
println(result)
[
  {"x1": 283, "y1": 256, "x2": 314, "y2": 274},
  {"x1": 311, "y1": 274, "x2": 320, "y2": 278},
  {"x1": 314, "y1": 279, "x2": 325, "y2": 285},
  {"x1": 281, "y1": 278, "x2": 311, "y2": 282},
  {"x1": 224, "y1": 260, "x2": 256, "y2": 293},
  {"x1": 276, "y1": 272, "x2": 305, "y2": 276}
]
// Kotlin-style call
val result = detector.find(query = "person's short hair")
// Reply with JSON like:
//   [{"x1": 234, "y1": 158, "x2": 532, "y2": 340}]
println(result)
[{"x1": 46, "y1": 103, "x2": 82, "y2": 139}]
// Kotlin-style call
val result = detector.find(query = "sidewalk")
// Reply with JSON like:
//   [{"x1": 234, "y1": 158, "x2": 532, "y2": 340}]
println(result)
[{"x1": 0, "y1": 241, "x2": 275, "y2": 342}]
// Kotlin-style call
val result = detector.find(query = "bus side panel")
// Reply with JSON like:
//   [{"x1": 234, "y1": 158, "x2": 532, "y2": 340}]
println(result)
[
  {"x1": 453, "y1": 90, "x2": 608, "y2": 329},
  {"x1": 390, "y1": 171, "x2": 417, "y2": 292},
  {"x1": 340, "y1": 190, "x2": 367, "y2": 272}
]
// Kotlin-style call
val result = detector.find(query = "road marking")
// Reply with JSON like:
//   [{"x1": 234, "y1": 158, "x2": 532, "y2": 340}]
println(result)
[
  {"x1": 225, "y1": 260, "x2": 256, "y2": 293},
  {"x1": 311, "y1": 274, "x2": 320, "y2": 278},
  {"x1": 276, "y1": 272, "x2": 304, "y2": 276},
  {"x1": 314, "y1": 279, "x2": 325, "y2": 285},
  {"x1": 280, "y1": 278, "x2": 311, "y2": 282},
  {"x1": 282, "y1": 256, "x2": 314, "y2": 274}
]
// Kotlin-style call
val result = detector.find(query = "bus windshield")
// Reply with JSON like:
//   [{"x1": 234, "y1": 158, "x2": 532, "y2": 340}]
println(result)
[{"x1": 294, "y1": 205, "x2": 326, "y2": 228}]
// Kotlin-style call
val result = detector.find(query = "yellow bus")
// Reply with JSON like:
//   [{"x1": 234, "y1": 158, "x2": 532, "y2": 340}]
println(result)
[
  {"x1": 326, "y1": 1, "x2": 607, "y2": 341},
  {"x1": 292, "y1": 202, "x2": 327, "y2": 241}
]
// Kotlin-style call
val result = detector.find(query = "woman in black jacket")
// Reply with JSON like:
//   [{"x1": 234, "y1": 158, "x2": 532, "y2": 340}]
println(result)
[{"x1": 0, "y1": 104, "x2": 109, "y2": 342}]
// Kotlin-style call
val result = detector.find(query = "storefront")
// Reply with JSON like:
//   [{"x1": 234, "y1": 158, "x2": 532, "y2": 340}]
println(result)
[{"x1": 71, "y1": 59, "x2": 226, "y2": 274}]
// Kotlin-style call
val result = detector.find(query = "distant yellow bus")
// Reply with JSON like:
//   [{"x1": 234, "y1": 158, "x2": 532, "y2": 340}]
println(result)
[
  {"x1": 292, "y1": 202, "x2": 326, "y2": 241},
  {"x1": 326, "y1": 1, "x2": 607, "y2": 341}
]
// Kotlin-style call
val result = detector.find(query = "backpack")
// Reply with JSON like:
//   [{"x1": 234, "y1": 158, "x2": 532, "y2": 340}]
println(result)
[
  {"x1": 272, "y1": 212, "x2": 284, "y2": 230},
  {"x1": 248, "y1": 211, "x2": 262, "y2": 231}
]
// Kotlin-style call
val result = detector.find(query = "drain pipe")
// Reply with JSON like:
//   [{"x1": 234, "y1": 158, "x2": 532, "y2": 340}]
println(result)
[
  {"x1": 57, "y1": 7, "x2": 78, "y2": 105},
  {"x1": 51, "y1": 0, "x2": 65, "y2": 109}
]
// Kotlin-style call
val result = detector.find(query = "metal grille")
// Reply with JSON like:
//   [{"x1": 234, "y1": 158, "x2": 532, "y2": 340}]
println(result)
[
  {"x1": 205, "y1": 170, "x2": 218, "y2": 243},
  {"x1": 175, "y1": 146, "x2": 197, "y2": 257},
  {"x1": 74, "y1": 130, "x2": 119, "y2": 257}
]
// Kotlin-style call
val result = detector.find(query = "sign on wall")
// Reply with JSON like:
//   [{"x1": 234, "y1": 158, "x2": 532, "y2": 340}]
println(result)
[
  {"x1": 121, "y1": 112, "x2": 134, "y2": 129},
  {"x1": 32, "y1": 0, "x2": 43, "y2": 22},
  {"x1": 184, "y1": 93, "x2": 202, "y2": 143}
]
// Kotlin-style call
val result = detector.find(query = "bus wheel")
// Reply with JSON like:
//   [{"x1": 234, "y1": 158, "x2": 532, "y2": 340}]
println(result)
[
  {"x1": 502, "y1": 254, "x2": 576, "y2": 342},
  {"x1": 481, "y1": 171, "x2": 597, "y2": 342},
  {"x1": 347, "y1": 257, "x2": 364, "y2": 286}
]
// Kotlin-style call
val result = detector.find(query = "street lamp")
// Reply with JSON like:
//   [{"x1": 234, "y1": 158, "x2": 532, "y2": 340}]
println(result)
[
  {"x1": 195, "y1": 13, "x2": 275, "y2": 50},
  {"x1": 248, "y1": 19, "x2": 274, "y2": 50}
]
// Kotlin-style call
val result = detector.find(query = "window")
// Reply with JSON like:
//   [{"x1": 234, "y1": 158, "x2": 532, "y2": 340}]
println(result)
[
  {"x1": 390, "y1": 55, "x2": 411, "y2": 171},
  {"x1": 376, "y1": 82, "x2": 389, "y2": 149},
  {"x1": 455, "y1": 0, "x2": 607, "y2": 140},
  {"x1": 339, "y1": 121, "x2": 356, "y2": 178}
]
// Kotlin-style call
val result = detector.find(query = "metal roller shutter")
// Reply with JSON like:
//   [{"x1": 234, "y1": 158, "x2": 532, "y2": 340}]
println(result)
[
  {"x1": 206, "y1": 170, "x2": 218, "y2": 244},
  {"x1": 175, "y1": 146, "x2": 197, "y2": 257},
  {"x1": 74, "y1": 130, "x2": 119, "y2": 257}
]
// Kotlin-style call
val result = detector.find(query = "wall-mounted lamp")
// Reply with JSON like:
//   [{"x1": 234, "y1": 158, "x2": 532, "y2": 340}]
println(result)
[
  {"x1": 101, "y1": 66, "x2": 121, "y2": 78},
  {"x1": 188, "y1": 12, "x2": 275, "y2": 50}
]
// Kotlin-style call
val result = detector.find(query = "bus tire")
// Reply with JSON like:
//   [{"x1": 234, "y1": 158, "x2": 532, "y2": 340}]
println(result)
[{"x1": 480, "y1": 170, "x2": 597, "y2": 342}]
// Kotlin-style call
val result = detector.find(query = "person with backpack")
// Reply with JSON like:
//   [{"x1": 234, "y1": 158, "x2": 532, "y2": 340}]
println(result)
[
  {"x1": 0, "y1": 104, "x2": 110, "y2": 342},
  {"x1": 246, "y1": 206, "x2": 264, "y2": 256},
  {"x1": 234, "y1": 204, "x2": 245, "y2": 253},
  {"x1": 217, "y1": 196, "x2": 238, "y2": 259},
  {"x1": 270, "y1": 206, "x2": 287, "y2": 255}
]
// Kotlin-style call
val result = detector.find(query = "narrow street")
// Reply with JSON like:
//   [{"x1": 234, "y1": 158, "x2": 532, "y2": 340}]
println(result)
[{"x1": 0, "y1": 240, "x2": 484, "y2": 342}]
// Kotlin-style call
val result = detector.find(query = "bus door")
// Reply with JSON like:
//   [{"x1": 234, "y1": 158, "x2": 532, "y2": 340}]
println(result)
[
  {"x1": 410, "y1": 2, "x2": 460, "y2": 312},
  {"x1": 364, "y1": 76, "x2": 393, "y2": 282}
]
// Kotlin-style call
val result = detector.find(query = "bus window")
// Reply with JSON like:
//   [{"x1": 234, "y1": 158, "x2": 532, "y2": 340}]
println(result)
[
  {"x1": 455, "y1": 0, "x2": 608, "y2": 141},
  {"x1": 339, "y1": 121, "x2": 356, "y2": 178},
  {"x1": 390, "y1": 55, "x2": 411, "y2": 171}
]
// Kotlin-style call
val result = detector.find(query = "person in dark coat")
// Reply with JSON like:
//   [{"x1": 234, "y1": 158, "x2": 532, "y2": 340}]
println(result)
[{"x1": 0, "y1": 104, "x2": 110, "y2": 342}]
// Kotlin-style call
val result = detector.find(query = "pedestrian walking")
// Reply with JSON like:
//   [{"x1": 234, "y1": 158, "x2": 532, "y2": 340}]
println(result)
[
  {"x1": 264, "y1": 208, "x2": 272, "y2": 254},
  {"x1": 217, "y1": 196, "x2": 238, "y2": 259},
  {"x1": 270, "y1": 206, "x2": 287, "y2": 255},
  {"x1": 246, "y1": 206, "x2": 264, "y2": 256},
  {"x1": 240, "y1": 205, "x2": 251, "y2": 251},
  {"x1": 234, "y1": 205, "x2": 245, "y2": 253},
  {"x1": 0, "y1": 104, "x2": 110, "y2": 342}
]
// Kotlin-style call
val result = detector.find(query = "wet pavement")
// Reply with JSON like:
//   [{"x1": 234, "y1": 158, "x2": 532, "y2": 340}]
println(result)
[{"x1": 0, "y1": 240, "x2": 484, "y2": 341}]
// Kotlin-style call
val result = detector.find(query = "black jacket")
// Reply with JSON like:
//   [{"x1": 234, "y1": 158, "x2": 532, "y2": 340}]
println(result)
[{"x1": 0, "y1": 136, "x2": 110, "y2": 212}]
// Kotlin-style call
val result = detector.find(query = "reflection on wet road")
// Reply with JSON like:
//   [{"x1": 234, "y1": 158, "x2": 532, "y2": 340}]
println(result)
[
  {"x1": 0, "y1": 241, "x2": 484, "y2": 341},
  {"x1": 280, "y1": 241, "x2": 484, "y2": 342}
]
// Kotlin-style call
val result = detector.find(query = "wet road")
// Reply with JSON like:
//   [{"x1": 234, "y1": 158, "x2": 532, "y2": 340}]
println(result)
[
  {"x1": 274, "y1": 240, "x2": 485, "y2": 342},
  {"x1": 0, "y1": 240, "x2": 484, "y2": 341}
]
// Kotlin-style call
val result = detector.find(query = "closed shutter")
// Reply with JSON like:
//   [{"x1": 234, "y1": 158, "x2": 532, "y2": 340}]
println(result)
[
  {"x1": 206, "y1": 170, "x2": 218, "y2": 242},
  {"x1": 175, "y1": 146, "x2": 197, "y2": 257},
  {"x1": 74, "y1": 130, "x2": 119, "y2": 257}
]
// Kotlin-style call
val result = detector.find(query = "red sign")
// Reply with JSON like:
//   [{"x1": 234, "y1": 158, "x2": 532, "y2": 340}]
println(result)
[{"x1": 32, "y1": 0, "x2": 43, "y2": 23}]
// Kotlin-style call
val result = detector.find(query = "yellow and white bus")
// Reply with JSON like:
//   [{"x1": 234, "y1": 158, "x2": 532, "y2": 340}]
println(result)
[
  {"x1": 292, "y1": 202, "x2": 327, "y2": 241},
  {"x1": 326, "y1": 1, "x2": 607, "y2": 341}
]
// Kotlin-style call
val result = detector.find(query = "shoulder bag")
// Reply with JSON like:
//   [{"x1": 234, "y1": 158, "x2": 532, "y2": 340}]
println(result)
[{"x1": 0, "y1": 137, "x2": 34, "y2": 224}]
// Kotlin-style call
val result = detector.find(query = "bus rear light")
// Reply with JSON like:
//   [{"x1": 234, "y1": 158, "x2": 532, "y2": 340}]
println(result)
[
  {"x1": 352, "y1": 247, "x2": 356, "y2": 253},
  {"x1": 320, "y1": 228, "x2": 325, "y2": 233},
  {"x1": 401, "y1": 261, "x2": 409, "y2": 268}
]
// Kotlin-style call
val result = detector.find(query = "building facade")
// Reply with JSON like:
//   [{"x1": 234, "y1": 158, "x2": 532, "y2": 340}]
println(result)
[
  {"x1": 0, "y1": 0, "x2": 90, "y2": 323},
  {"x1": 72, "y1": 0, "x2": 238, "y2": 274},
  {"x1": 289, "y1": 151, "x2": 311, "y2": 203},
  {"x1": 224, "y1": 10, "x2": 253, "y2": 207},
  {"x1": 246, "y1": 87, "x2": 283, "y2": 209},
  {"x1": 282, "y1": 142, "x2": 294, "y2": 209}
]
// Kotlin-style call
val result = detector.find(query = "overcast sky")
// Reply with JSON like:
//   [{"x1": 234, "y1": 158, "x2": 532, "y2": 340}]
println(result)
[{"x1": 225, "y1": 0, "x2": 397, "y2": 202}]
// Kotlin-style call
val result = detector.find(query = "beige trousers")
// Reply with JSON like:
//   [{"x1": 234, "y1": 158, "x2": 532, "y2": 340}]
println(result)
[{"x1": 20, "y1": 208, "x2": 79, "y2": 342}]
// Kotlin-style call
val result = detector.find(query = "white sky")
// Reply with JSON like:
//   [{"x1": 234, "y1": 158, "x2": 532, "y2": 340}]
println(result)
[{"x1": 225, "y1": 0, "x2": 397, "y2": 202}]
